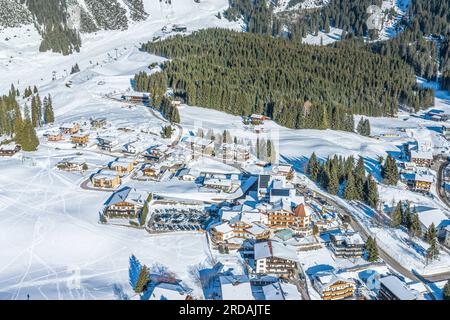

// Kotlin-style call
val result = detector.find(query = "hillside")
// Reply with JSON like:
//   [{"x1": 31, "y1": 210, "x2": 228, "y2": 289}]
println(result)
[
  {"x1": 137, "y1": 29, "x2": 434, "y2": 130},
  {"x1": 0, "y1": 0, "x2": 149, "y2": 55}
]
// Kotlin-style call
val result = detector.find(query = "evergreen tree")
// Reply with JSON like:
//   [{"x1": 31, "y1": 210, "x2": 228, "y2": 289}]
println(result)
[
  {"x1": 381, "y1": 155, "x2": 399, "y2": 185},
  {"x1": 366, "y1": 236, "x2": 379, "y2": 262},
  {"x1": 327, "y1": 165, "x2": 339, "y2": 195},
  {"x1": 71, "y1": 63, "x2": 80, "y2": 74},
  {"x1": 354, "y1": 157, "x2": 366, "y2": 200},
  {"x1": 307, "y1": 152, "x2": 320, "y2": 181},
  {"x1": 140, "y1": 202, "x2": 149, "y2": 226},
  {"x1": 343, "y1": 170, "x2": 357, "y2": 200},
  {"x1": 426, "y1": 237, "x2": 439, "y2": 262},
  {"x1": 392, "y1": 201, "x2": 403, "y2": 228},
  {"x1": 43, "y1": 95, "x2": 55, "y2": 124},
  {"x1": 443, "y1": 280, "x2": 450, "y2": 300},
  {"x1": 256, "y1": 137, "x2": 260, "y2": 159},
  {"x1": 134, "y1": 265, "x2": 149, "y2": 294},
  {"x1": 402, "y1": 203, "x2": 412, "y2": 229},
  {"x1": 31, "y1": 96, "x2": 39, "y2": 127},
  {"x1": 409, "y1": 207, "x2": 421, "y2": 238},
  {"x1": 364, "y1": 174, "x2": 379, "y2": 209},
  {"x1": 15, "y1": 119, "x2": 39, "y2": 151},
  {"x1": 425, "y1": 223, "x2": 437, "y2": 244},
  {"x1": 161, "y1": 125, "x2": 173, "y2": 139},
  {"x1": 266, "y1": 140, "x2": 276, "y2": 163}
]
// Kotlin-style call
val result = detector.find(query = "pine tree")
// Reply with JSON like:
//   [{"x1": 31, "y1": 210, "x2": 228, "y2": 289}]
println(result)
[
  {"x1": 409, "y1": 208, "x2": 421, "y2": 238},
  {"x1": 256, "y1": 137, "x2": 260, "y2": 159},
  {"x1": 31, "y1": 96, "x2": 39, "y2": 127},
  {"x1": 392, "y1": 201, "x2": 403, "y2": 227},
  {"x1": 366, "y1": 236, "x2": 379, "y2": 262},
  {"x1": 327, "y1": 165, "x2": 339, "y2": 195},
  {"x1": 381, "y1": 155, "x2": 399, "y2": 185},
  {"x1": 307, "y1": 152, "x2": 320, "y2": 181},
  {"x1": 15, "y1": 119, "x2": 39, "y2": 151},
  {"x1": 43, "y1": 95, "x2": 55, "y2": 124},
  {"x1": 354, "y1": 157, "x2": 366, "y2": 200},
  {"x1": 134, "y1": 265, "x2": 150, "y2": 294},
  {"x1": 343, "y1": 170, "x2": 357, "y2": 200},
  {"x1": 140, "y1": 202, "x2": 149, "y2": 226},
  {"x1": 313, "y1": 224, "x2": 320, "y2": 236},
  {"x1": 425, "y1": 223, "x2": 437, "y2": 244},
  {"x1": 364, "y1": 174, "x2": 379, "y2": 209},
  {"x1": 426, "y1": 237, "x2": 439, "y2": 262},
  {"x1": 443, "y1": 280, "x2": 450, "y2": 300},
  {"x1": 402, "y1": 203, "x2": 412, "y2": 229}
]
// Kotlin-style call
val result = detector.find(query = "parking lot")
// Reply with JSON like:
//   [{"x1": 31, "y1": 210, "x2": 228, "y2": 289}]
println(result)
[{"x1": 149, "y1": 207, "x2": 209, "y2": 232}]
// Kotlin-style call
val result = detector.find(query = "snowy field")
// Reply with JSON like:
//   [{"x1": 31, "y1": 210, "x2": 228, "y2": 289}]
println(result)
[
  {"x1": 0, "y1": 0, "x2": 238, "y2": 300},
  {"x1": 0, "y1": 0, "x2": 449, "y2": 300}
]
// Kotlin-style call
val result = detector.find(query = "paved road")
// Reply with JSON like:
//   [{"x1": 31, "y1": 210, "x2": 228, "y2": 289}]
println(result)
[
  {"x1": 436, "y1": 160, "x2": 450, "y2": 209},
  {"x1": 298, "y1": 186, "x2": 450, "y2": 288}
]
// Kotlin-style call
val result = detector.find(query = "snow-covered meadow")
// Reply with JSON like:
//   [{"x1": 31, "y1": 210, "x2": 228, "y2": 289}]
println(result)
[{"x1": 0, "y1": 0, "x2": 449, "y2": 300}]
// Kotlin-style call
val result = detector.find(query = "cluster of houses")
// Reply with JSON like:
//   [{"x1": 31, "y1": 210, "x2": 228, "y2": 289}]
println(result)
[
  {"x1": 206, "y1": 168, "x2": 376, "y2": 300},
  {"x1": 46, "y1": 122, "x2": 89, "y2": 146},
  {"x1": 181, "y1": 135, "x2": 251, "y2": 163},
  {"x1": 400, "y1": 129, "x2": 435, "y2": 193},
  {"x1": 242, "y1": 114, "x2": 271, "y2": 133}
]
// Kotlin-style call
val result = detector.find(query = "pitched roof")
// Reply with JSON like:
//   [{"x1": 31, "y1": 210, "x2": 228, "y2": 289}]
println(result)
[
  {"x1": 104, "y1": 187, "x2": 146, "y2": 207},
  {"x1": 262, "y1": 282, "x2": 301, "y2": 300},
  {"x1": 254, "y1": 240, "x2": 297, "y2": 261},
  {"x1": 219, "y1": 275, "x2": 254, "y2": 300},
  {"x1": 294, "y1": 204, "x2": 310, "y2": 217},
  {"x1": 380, "y1": 276, "x2": 417, "y2": 300}
]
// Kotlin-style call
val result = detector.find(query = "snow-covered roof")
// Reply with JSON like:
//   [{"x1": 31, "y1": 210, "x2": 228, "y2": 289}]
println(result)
[
  {"x1": 331, "y1": 232, "x2": 364, "y2": 245},
  {"x1": 313, "y1": 271, "x2": 355, "y2": 294},
  {"x1": 220, "y1": 207, "x2": 241, "y2": 222},
  {"x1": 222, "y1": 143, "x2": 249, "y2": 152},
  {"x1": 0, "y1": 143, "x2": 19, "y2": 151},
  {"x1": 58, "y1": 157, "x2": 86, "y2": 165},
  {"x1": 110, "y1": 158, "x2": 134, "y2": 168},
  {"x1": 97, "y1": 136, "x2": 118, "y2": 144},
  {"x1": 268, "y1": 199, "x2": 292, "y2": 212},
  {"x1": 403, "y1": 172, "x2": 434, "y2": 183},
  {"x1": 60, "y1": 122, "x2": 79, "y2": 129},
  {"x1": 219, "y1": 275, "x2": 254, "y2": 300},
  {"x1": 410, "y1": 150, "x2": 433, "y2": 160},
  {"x1": 203, "y1": 178, "x2": 232, "y2": 188},
  {"x1": 71, "y1": 132, "x2": 89, "y2": 138},
  {"x1": 246, "y1": 223, "x2": 269, "y2": 235},
  {"x1": 183, "y1": 136, "x2": 214, "y2": 147},
  {"x1": 272, "y1": 164, "x2": 293, "y2": 174},
  {"x1": 104, "y1": 187, "x2": 146, "y2": 207},
  {"x1": 148, "y1": 282, "x2": 189, "y2": 300},
  {"x1": 262, "y1": 282, "x2": 301, "y2": 300},
  {"x1": 213, "y1": 222, "x2": 233, "y2": 234},
  {"x1": 415, "y1": 206, "x2": 448, "y2": 229},
  {"x1": 254, "y1": 240, "x2": 297, "y2": 261},
  {"x1": 93, "y1": 170, "x2": 120, "y2": 180},
  {"x1": 240, "y1": 211, "x2": 265, "y2": 225},
  {"x1": 380, "y1": 276, "x2": 417, "y2": 300}
]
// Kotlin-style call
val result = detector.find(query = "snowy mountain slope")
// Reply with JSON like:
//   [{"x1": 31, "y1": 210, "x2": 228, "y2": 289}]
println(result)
[
  {"x1": 0, "y1": 0, "x2": 32, "y2": 29},
  {"x1": 0, "y1": 0, "x2": 148, "y2": 31},
  {"x1": 0, "y1": 0, "x2": 240, "y2": 93}
]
